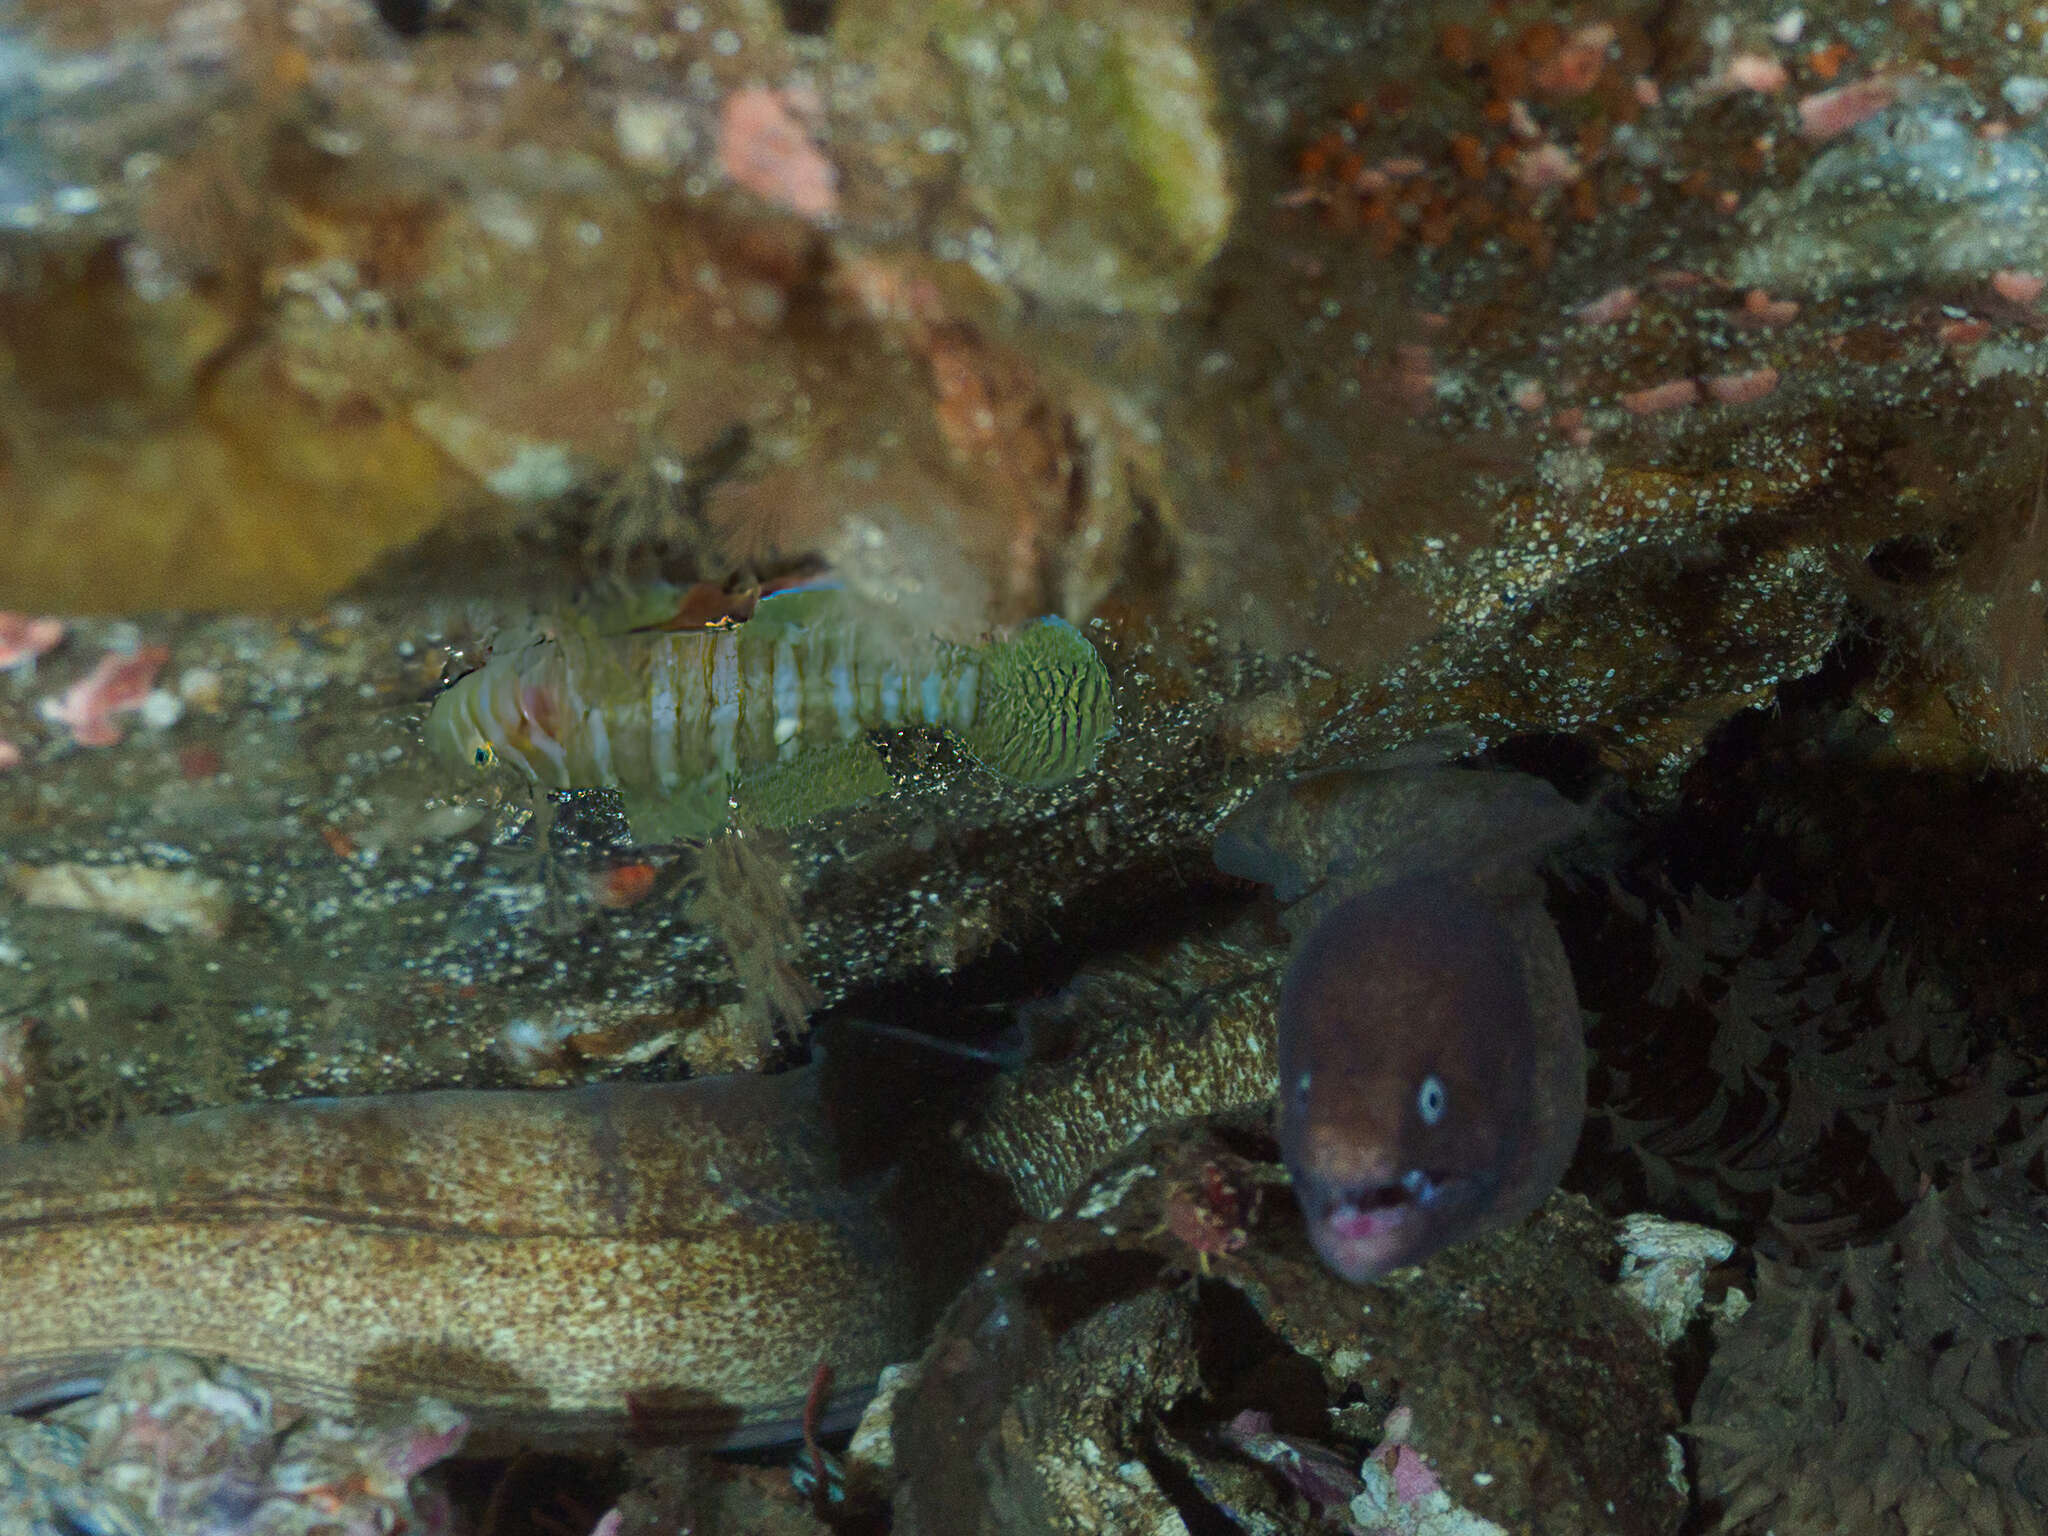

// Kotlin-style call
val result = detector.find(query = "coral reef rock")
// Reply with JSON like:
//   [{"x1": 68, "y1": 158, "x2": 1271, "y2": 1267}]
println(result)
[
  {"x1": 0, "y1": 1350, "x2": 464, "y2": 1536},
  {"x1": 892, "y1": 1115, "x2": 1685, "y2": 1536}
]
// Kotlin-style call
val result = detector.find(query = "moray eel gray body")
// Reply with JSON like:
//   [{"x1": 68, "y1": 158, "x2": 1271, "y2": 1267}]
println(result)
[
  {"x1": 0, "y1": 1074, "x2": 951, "y2": 1448},
  {"x1": 1216, "y1": 762, "x2": 1590, "y2": 1282}
]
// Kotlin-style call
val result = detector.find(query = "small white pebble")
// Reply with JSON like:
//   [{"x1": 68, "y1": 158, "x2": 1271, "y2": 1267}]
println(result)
[
  {"x1": 138, "y1": 690, "x2": 183, "y2": 731},
  {"x1": 178, "y1": 666, "x2": 223, "y2": 711},
  {"x1": 2004, "y1": 75, "x2": 2048, "y2": 115}
]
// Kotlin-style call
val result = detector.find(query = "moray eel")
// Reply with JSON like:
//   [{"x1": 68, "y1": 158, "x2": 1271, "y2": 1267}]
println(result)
[
  {"x1": 1216, "y1": 762, "x2": 1589, "y2": 1282},
  {"x1": 423, "y1": 585, "x2": 1116, "y2": 842},
  {"x1": 0, "y1": 1072, "x2": 960, "y2": 1448}
]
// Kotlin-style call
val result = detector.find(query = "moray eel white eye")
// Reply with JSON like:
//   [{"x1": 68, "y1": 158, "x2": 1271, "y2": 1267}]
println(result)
[{"x1": 1416, "y1": 1073, "x2": 1447, "y2": 1126}]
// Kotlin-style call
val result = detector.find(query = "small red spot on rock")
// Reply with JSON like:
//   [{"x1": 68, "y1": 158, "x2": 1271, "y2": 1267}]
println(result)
[
  {"x1": 1710, "y1": 53, "x2": 1790, "y2": 96},
  {"x1": 1706, "y1": 366, "x2": 1780, "y2": 404},
  {"x1": 1735, "y1": 288, "x2": 1801, "y2": 328},
  {"x1": 1574, "y1": 285, "x2": 1639, "y2": 324},
  {"x1": 1620, "y1": 379, "x2": 1701, "y2": 414},
  {"x1": 719, "y1": 88, "x2": 838, "y2": 221},
  {"x1": 1513, "y1": 143, "x2": 1582, "y2": 188},
  {"x1": 0, "y1": 615, "x2": 63, "y2": 670},
  {"x1": 595, "y1": 862, "x2": 661, "y2": 908},
  {"x1": 1392, "y1": 342, "x2": 1437, "y2": 405},
  {"x1": 1806, "y1": 43, "x2": 1853, "y2": 81},
  {"x1": 43, "y1": 645, "x2": 170, "y2": 748},
  {"x1": 1797, "y1": 76, "x2": 1897, "y2": 142},
  {"x1": 1534, "y1": 24, "x2": 1613, "y2": 96},
  {"x1": 1991, "y1": 270, "x2": 2045, "y2": 306}
]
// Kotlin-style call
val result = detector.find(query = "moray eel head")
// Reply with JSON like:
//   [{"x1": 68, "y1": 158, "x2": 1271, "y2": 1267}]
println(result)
[{"x1": 1277, "y1": 876, "x2": 1536, "y2": 1282}]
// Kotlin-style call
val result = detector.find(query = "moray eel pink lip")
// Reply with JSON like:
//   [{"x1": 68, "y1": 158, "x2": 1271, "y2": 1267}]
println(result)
[{"x1": 1299, "y1": 1164, "x2": 1494, "y2": 1281}]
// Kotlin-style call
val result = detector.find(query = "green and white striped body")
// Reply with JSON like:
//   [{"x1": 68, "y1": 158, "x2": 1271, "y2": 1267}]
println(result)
[{"x1": 424, "y1": 587, "x2": 1114, "y2": 842}]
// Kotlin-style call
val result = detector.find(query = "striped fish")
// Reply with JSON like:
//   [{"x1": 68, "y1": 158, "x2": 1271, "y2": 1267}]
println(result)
[{"x1": 423, "y1": 586, "x2": 1116, "y2": 842}]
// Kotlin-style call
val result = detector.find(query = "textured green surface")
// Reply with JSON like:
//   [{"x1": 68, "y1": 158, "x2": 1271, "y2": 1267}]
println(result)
[{"x1": 957, "y1": 618, "x2": 1117, "y2": 787}]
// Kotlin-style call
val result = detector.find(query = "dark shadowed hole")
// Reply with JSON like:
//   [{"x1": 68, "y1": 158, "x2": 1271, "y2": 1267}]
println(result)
[
  {"x1": 776, "y1": 0, "x2": 834, "y2": 31},
  {"x1": 1185, "y1": 1279, "x2": 1334, "y2": 1435},
  {"x1": 818, "y1": 855, "x2": 1261, "y2": 1073},
  {"x1": 439, "y1": 1454, "x2": 624, "y2": 1536},
  {"x1": 1140, "y1": 1281, "x2": 1356, "y2": 1533},
  {"x1": 1111, "y1": 492, "x2": 1182, "y2": 604},
  {"x1": 1865, "y1": 530, "x2": 1957, "y2": 585},
  {"x1": 371, "y1": 0, "x2": 436, "y2": 36},
  {"x1": 1140, "y1": 1432, "x2": 1257, "y2": 1536},
  {"x1": 1206, "y1": 1116, "x2": 1282, "y2": 1169},
  {"x1": 1484, "y1": 730, "x2": 1610, "y2": 803},
  {"x1": 1017, "y1": 1248, "x2": 1174, "y2": 1339}
]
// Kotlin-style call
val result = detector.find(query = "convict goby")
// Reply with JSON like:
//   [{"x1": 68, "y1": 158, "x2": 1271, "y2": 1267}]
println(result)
[{"x1": 423, "y1": 585, "x2": 1116, "y2": 841}]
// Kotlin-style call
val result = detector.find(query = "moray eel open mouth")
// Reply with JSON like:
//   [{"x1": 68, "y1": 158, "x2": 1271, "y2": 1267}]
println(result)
[{"x1": 1306, "y1": 1168, "x2": 1481, "y2": 1281}]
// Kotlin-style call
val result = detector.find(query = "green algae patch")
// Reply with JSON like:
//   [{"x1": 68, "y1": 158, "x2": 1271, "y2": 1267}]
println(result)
[{"x1": 839, "y1": 0, "x2": 1234, "y2": 313}]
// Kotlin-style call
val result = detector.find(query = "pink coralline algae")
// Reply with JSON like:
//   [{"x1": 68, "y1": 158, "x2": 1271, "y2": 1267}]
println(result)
[
  {"x1": 1705, "y1": 367, "x2": 1780, "y2": 404},
  {"x1": 41, "y1": 645, "x2": 170, "y2": 747},
  {"x1": 0, "y1": 1350, "x2": 466, "y2": 1536},
  {"x1": 1380, "y1": 1442, "x2": 1443, "y2": 1504},
  {"x1": 1990, "y1": 269, "x2": 2045, "y2": 305},
  {"x1": 1706, "y1": 53, "x2": 1791, "y2": 97},
  {"x1": 1573, "y1": 286, "x2": 1639, "y2": 325},
  {"x1": 1733, "y1": 289, "x2": 1800, "y2": 328},
  {"x1": 1349, "y1": 1407, "x2": 1505, "y2": 1536},
  {"x1": 1796, "y1": 76, "x2": 1900, "y2": 141},
  {"x1": 719, "y1": 88, "x2": 839, "y2": 221},
  {"x1": 1511, "y1": 143, "x2": 1583, "y2": 188},
  {"x1": 0, "y1": 615, "x2": 63, "y2": 670},
  {"x1": 1533, "y1": 25, "x2": 1614, "y2": 98},
  {"x1": 1620, "y1": 379, "x2": 1701, "y2": 415}
]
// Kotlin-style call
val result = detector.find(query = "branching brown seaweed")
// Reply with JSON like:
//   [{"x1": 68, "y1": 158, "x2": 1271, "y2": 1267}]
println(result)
[
  {"x1": 1693, "y1": 1171, "x2": 2048, "y2": 1535},
  {"x1": 1575, "y1": 880, "x2": 2046, "y2": 1250}
]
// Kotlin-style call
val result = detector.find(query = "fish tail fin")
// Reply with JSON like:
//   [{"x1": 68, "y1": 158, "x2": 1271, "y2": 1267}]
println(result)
[{"x1": 957, "y1": 617, "x2": 1115, "y2": 787}]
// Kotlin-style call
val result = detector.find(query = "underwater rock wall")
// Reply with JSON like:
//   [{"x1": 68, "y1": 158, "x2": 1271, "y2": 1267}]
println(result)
[{"x1": 4, "y1": 0, "x2": 2048, "y2": 1530}]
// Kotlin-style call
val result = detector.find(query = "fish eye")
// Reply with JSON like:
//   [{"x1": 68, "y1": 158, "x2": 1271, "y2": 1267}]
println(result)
[
  {"x1": 473, "y1": 742, "x2": 496, "y2": 768},
  {"x1": 1416, "y1": 1073, "x2": 1447, "y2": 1126}
]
